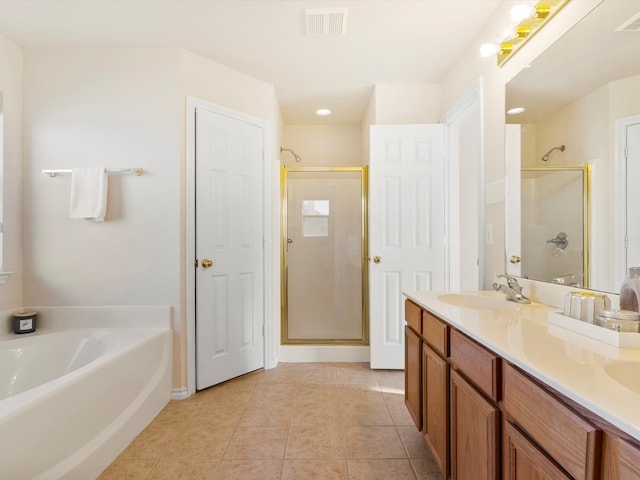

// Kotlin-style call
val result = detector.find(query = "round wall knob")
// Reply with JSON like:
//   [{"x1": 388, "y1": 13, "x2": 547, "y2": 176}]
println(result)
[
  {"x1": 373, "y1": 256, "x2": 381, "y2": 264},
  {"x1": 202, "y1": 258, "x2": 213, "y2": 268},
  {"x1": 510, "y1": 255, "x2": 521, "y2": 264}
]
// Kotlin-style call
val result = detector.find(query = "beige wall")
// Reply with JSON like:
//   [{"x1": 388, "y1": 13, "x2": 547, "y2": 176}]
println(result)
[
  {"x1": 19, "y1": 47, "x2": 281, "y2": 392},
  {"x1": 0, "y1": 33, "x2": 23, "y2": 311},
  {"x1": 440, "y1": 0, "x2": 601, "y2": 288},
  {"x1": 282, "y1": 124, "x2": 363, "y2": 167}
]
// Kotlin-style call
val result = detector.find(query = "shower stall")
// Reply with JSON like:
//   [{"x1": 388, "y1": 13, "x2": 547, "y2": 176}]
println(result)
[
  {"x1": 520, "y1": 165, "x2": 590, "y2": 287},
  {"x1": 280, "y1": 166, "x2": 368, "y2": 345}
]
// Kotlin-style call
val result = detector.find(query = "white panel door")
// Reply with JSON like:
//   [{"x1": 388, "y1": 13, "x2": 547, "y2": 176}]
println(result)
[
  {"x1": 626, "y1": 120, "x2": 640, "y2": 269},
  {"x1": 369, "y1": 125, "x2": 446, "y2": 369},
  {"x1": 195, "y1": 107, "x2": 264, "y2": 390}
]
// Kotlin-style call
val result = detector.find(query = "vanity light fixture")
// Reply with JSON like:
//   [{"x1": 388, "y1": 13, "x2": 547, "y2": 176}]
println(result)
[
  {"x1": 315, "y1": 108, "x2": 332, "y2": 116},
  {"x1": 496, "y1": 0, "x2": 569, "y2": 66}
]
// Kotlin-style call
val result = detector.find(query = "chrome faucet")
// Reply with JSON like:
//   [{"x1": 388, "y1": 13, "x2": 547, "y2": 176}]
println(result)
[{"x1": 493, "y1": 274, "x2": 531, "y2": 304}]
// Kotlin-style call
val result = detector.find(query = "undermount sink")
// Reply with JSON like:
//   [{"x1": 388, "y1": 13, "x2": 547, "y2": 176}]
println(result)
[
  {"x1": 437, "y1": 293, "x2": 518, "y2": 311},
  {"x1": 604, "y1": 362, "x2": 640, "y2": 395}
]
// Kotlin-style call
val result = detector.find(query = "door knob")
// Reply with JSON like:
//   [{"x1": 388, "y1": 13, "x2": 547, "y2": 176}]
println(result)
[
  {"x1": 202, "y1": 258, "x2": 213, "y2": 268},
  {"x1": 510, "y1": 255, "x2": 521, "y2": 264},
  {"x1": 373, "y1": 256, "x2": 381, "y2": 264}
]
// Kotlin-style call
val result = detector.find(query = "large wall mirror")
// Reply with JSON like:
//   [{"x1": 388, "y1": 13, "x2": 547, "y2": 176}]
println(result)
[{"x1": 505, "y1": 0, "x2": 640, "y2": 293}]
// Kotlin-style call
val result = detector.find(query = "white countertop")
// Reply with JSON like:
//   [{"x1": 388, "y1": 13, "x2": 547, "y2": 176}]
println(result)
[{"x1": 404, "y1": 290, "x2": 640, "y2": 441}]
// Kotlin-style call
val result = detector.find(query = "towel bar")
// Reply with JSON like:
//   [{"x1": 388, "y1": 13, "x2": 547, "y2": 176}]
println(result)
[{"x1": 42, "y1": 168, "x2": 143, "y2": 177}]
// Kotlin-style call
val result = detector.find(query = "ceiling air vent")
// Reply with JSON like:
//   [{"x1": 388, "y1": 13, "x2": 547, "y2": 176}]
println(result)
[
  {"x1": 615, "y1": 10, "x2": 640, "y2": 32},
  {"x1": 304, "y1": 8, "x2": 348, "y2": 36}
]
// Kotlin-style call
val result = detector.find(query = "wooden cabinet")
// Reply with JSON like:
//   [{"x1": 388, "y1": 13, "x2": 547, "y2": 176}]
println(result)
[
  {"x1": 423, "y1": 343, "x2": 448, "y2": 478},
  {"x1": 601, "y1": 433, "x2": 640, "y2": 480},
  {"x1": 405, "y1": 325, "x2": 422, "y2": 430},
  {"x1": 504, "y1": 363, "x2": 600, "y2": 480},
  {"x1": 450, "y1": 368, "x2": 500, "y2": 480},
  {"x1": 503, "y1": 420, "x2": 571, "y2": 480}
]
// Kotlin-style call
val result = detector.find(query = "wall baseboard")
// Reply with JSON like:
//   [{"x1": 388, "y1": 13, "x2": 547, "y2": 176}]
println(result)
[
  {"x1": 171, "y1": 388, "x2": 190, "y2": 400},
  {"x1": 278, "y1": 345, "x2": 370, "y2": 363}
]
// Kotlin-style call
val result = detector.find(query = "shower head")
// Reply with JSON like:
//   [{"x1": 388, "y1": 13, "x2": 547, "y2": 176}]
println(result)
[
  {"x1": 280, "y1": 146, "x2": 302, "y2": 163},
  {"x1": 542, "y1": 144, "x2": 565, "y2": 161}
]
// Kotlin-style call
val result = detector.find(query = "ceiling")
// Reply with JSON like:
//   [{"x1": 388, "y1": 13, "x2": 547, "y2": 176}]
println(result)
[{"x1": 0, "y1": 0, "x2": 503, "y2": 124}]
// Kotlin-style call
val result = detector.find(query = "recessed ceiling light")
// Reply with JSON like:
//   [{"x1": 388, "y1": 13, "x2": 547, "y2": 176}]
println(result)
[
  {"x1": 315, "y1": 108, "x2": 332, "y2": 116},
  {"x1": 507, "y1": 107, "x2": 526, "y2": 115}
]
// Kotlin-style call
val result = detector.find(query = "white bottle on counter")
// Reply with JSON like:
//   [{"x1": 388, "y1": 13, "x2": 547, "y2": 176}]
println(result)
[{"x1": 620, "y1": 267, "x2": 640, "y2": 312}]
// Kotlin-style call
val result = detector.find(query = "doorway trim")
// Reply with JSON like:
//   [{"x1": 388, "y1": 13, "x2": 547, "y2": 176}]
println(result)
[
  {"x1": 280, "y1": 165, "x2": 369, "y2": 346},
  {"x1": 185, "y1": 96, "x2": 272, "y2": 397},
  {"x1": 441, "y1": 79, "x2": 485, "y2": 290}
]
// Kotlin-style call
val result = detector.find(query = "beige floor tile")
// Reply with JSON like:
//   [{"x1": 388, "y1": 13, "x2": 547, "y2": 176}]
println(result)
[
  {"x1": 397, "y1": 426, "x2": 432, "y2": 459},
  {"x1": 249, "y1": 382, "x2": 297, "y2": 406},
  {"x1": 290, "y1": 402, "x2": 341, "y2": 427},
  {"x1": 382, "y1": 391, "x2": 406, "y2": 404},
  {"x1": 340, "y1": 403, "x2": 394, "y2": 426},
  {"x1": 347, "y1": 459, "x2": 418, "y2": 480},
  {"x1": 188, "y1": 402, "x2": 246, "y2": 428},
  {"x1": 337, "y1": 384, "x2": 384, "y2": 405},
  {"x1": 119, "y1": 424, "x2": 179, "y2": 460},
  {"x1": 97, "y1": 458, "x2": 157, "y2": 479},
  {"x1": 145, "y1": 457, "x2": 219, "y2": 480},
  {"x1": 344, "y1": 426, "x2": 407, "y2": 459},
  {"x1": 373, "y1": 370, "x2": 406, "y2": 390},
  {"x1": 386, "y1": 402, "x2": 416, "y2": 426},
  {"x1": 411, "y1": 458, "x2": 445, "y2": 480},
  {"x1": 239, "y1": 403, "x2": 293, "y2": 426},
  {"x1": 281, "y1": 459, "x2": 347, "y2": 479},
  {"x1": 165, "y1": 426, "x2": 235, "y2": 459},
  {"x1": 294, "y1": 383, "x2": 339, "y2": 405},
  {"x1": 223, "y1": 426, "x2": 289, "y2": 459},
  {"x1": 336, "y1": 366, "x2": 378, "y2": 385},
  {"x1": 215, "y1": 459, "x2": 283, "y2": 479},
  {"x1": 285, "y1": 425, "x2": 346, "y2": 459}
]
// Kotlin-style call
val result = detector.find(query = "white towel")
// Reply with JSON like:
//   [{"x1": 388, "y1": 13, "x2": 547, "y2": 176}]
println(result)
[{"x1": 69, "y1": 167, "x2": 108, "y2": 221}]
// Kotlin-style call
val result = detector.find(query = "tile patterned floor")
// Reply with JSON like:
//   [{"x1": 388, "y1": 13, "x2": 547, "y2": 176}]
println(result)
[{"x1": 99, "y1": 363, "x2": 444, "y2": 480}]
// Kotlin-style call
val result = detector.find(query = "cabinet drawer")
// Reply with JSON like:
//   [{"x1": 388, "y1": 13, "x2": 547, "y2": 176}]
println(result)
[
  {"x1": 449, "y1": 329, "x2": 500, "y2": 401},
  {"x1": 504, "y1": 363, "x2": 600, "y2": 480},
  {"x1": 422, "y1": 310, "x2": 449, "y2": 356},
  {"x1": 405, "y1": 299, "x2": 422, "y2": 334}
]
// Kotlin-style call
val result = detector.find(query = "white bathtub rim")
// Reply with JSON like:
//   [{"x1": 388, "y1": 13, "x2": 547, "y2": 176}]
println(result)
[{"x1": 0, "y1": 327, "x2": 171, "y2": 421}]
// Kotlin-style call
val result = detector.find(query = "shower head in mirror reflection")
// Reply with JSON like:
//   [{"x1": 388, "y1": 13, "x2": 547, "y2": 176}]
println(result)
[
  {"x1": 280, "y1": 146, "x2": 302, "y2": 163},
  {"x1": 542, "y1": 144, "x2": 565, "y2": 161}
]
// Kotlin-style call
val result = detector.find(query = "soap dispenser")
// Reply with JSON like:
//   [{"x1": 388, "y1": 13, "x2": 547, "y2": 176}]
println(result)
[{"x1": 620, "y1": 267, "x2": 640, "y2": 312}]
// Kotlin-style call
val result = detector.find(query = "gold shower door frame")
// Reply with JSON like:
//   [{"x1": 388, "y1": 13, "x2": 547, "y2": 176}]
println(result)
[{"x1": 280, "y1": 166, "x2": 369, "y2": 345}]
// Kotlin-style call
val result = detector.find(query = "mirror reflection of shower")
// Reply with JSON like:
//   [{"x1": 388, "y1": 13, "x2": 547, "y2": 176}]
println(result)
[
  {"x1": 542, "y1": 144, "x2": 565, "y2": 161},
  {"x1": 281, "y1": 146, "x2": 302, "y2": 162}
]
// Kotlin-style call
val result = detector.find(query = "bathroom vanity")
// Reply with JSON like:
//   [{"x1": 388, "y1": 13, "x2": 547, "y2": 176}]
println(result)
[{"x1": 403, "y1": 290, "x2": 640, "y2": 480}]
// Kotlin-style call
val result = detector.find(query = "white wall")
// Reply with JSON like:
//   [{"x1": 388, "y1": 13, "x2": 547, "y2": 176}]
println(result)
[
  {"x1": 0, "y1": 33, "x2": 23, "y2": 311},
  {"x1": 372, "y1": 83, "x2": 441, "y2": 124}
]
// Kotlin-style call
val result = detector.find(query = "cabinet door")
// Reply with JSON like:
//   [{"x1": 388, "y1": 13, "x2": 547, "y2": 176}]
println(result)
[
  {"x1": 504, "y1": 421, "x2": 571, "y2": 480},
  {"x1": 423, "y1": 343, "x2": 448, "y2": 478},
  {"x1": 450, "y1": 369, "x2": 499, "y2": 480},
  {"x1": 405, "y1": 325, "x2": 422, "y2": 430},
  {"x1": 601, "y1": 433, "x2": 640, "y2": 480}
]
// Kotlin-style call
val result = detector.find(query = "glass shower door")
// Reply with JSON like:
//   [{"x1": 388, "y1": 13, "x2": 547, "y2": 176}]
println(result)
[{"x1": 283, "y1": 168, "x2": 367, "y2": 344}]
